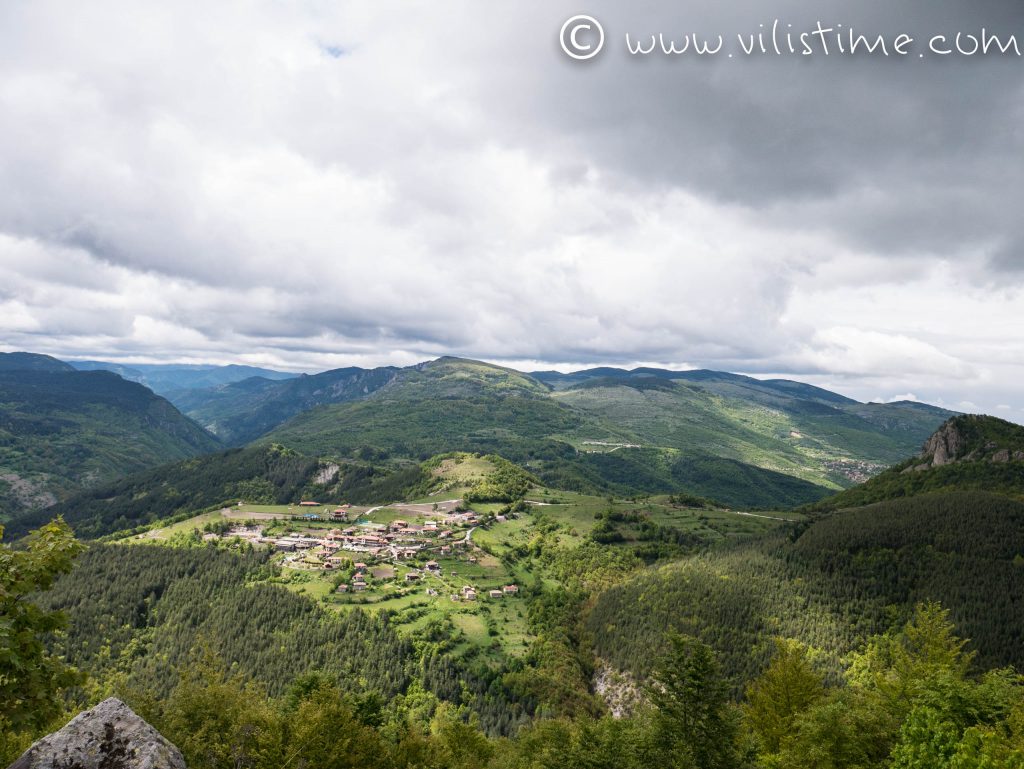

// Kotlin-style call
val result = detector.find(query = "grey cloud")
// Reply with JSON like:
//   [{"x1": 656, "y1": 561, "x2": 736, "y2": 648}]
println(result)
[{"x1": 0, "y1": 0, "x2": 1021, "y2": 418}]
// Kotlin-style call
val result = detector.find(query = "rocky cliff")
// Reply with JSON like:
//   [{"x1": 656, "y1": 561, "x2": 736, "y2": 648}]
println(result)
[{"x1": 907, "y1": 414, "x2": 1024, "y2": 473}]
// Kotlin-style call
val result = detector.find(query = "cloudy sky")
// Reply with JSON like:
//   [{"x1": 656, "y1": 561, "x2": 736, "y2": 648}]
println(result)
[{"x1": 1, "y1": 0, "x2": 1022, "y2": 417}]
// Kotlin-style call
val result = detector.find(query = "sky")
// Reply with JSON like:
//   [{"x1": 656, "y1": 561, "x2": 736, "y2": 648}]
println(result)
[{"x1": 0, "y1": 0, "x2": 1022, "y2": 417}]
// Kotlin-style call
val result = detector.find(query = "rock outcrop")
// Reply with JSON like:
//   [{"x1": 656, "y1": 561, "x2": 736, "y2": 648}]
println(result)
[
  {"x1": 8, "y1": 698, "x2": 186, "y2": 769},
  {"x1": 921, "y1": 419, "x2": 967, "y2": 466},
  {"x1": 916, "y1": 415, "x2": 1024, "y2": 469}
]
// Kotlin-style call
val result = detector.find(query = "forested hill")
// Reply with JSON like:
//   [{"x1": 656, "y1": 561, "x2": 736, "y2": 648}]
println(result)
[
  {"x1": 0, "y1": 351, "x2": 74, "y2": 372},
  {"x1": 0, "y1": 365, "x2": 221, "y2": 520},
  {"x1": 809, "y1": 414, "x2": 1024, "y2": 511},
  {"x1": 259, "y1": 357, "x2": 953, "y2": 506},
  {"x1": 588, "y1": 490, "x2": 1024, "y2": 687},
  {"x1": 6, "y1": 444, "x2": 431, "y2": 540}
]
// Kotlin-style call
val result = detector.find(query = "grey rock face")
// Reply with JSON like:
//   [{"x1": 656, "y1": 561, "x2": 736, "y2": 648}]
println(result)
[
  {"x1": 922, "y1": 422, "x2": 964, "y2": 466},
  {"x1": 8, "y1": 698, "x2": 186, "y2": 769}
]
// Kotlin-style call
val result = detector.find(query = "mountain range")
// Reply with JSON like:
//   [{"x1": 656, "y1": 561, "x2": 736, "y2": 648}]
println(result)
[
  {"x1": 1, "y1": 351, "x2": 963, "y2": 520},
  {"x1": 251, "y1": 357, "x2": 954, "y2": 505},
  {"x1": 69, "y1": 360, "x2": 297, "y2": 396}
]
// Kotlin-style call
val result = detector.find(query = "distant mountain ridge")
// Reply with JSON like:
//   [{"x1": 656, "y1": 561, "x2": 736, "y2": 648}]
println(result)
[
  {"x1": 257, "y1": 358, "x2": 955, "y2": 506},
  {"x1": 69, "y1": 360, "x2": 298, "y2": 396},
  {"x1": 0, "y1": 351, "x2": 74, "y2": 372},
  {"x1": 532, "y1": 366, "x2": 859, "y2": 406},
  {"x1": 0, "y1": 351, "x2": 962, "y2": 514}
]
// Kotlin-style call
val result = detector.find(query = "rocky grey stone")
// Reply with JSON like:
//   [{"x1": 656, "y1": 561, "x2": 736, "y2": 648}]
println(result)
[
  {"x1": 921, "y1": 421, "x2": 965, "y2": 466},
  {"x1": 7, "y1": 698, "x2": 186, "y2": 769}
]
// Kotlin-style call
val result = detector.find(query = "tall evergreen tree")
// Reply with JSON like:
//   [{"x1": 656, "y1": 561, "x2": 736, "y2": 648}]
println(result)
[{"x1": 646, "y1": 634, "x2": 740, "y2": 769}]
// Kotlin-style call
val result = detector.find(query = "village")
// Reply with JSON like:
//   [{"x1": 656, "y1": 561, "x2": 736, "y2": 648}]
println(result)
[{"x1": 203, "y1": 499, "x2": 521, "y2": 605}]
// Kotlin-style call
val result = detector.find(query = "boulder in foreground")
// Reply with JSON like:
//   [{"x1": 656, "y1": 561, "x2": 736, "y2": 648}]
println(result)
[{"x1": 8, "y1": 698, "x2": 186, "y2": 769}]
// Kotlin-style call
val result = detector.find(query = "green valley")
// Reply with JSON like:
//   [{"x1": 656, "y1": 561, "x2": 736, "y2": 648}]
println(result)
[{"x1": 5, "y1": 354, "x2": 1023, "y2": 769}]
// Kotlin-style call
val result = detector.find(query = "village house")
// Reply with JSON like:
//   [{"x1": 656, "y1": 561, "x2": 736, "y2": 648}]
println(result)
[
  {"x1": 299, "y1": 501, "x2": 321, "y2": 507},
  {"x1": 337, "y1": 584, "x2": 349, "y2": 593},
  {"x1": 355, "y1": 534, "x2": 386, "y2": 547},
  {"x1": 405, "y1": 570, "x2": 421, "y2": 582},
  {"x1": 489, "y1": 590, "x2": 503, "y2": 599},
  {"x1": 424, "y1": 560, "x2": 440, "y2": 573},
  {"x1": 503, "y1": 584, "x2": 519, "y2": 595},
  {"x1": 352, "y1": 583, "x2": 366, "y2": 592}
]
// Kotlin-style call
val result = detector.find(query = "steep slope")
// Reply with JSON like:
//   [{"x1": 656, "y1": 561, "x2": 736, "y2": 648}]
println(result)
[
  {"x1": 810, "y1": 414, "x2": 1024, "y2": 511},
  {"x1": 175, "y1": 366, "x2": 401, "y2": 445},
  {"x1": 588, "y1": 491, "x2": 1024, "y2": 685},
  {"x1": 0, "y1": 368, "x2": 221, "y2": 519}
]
